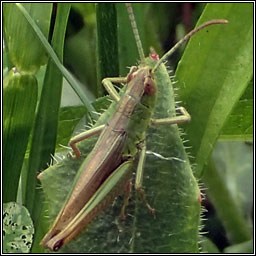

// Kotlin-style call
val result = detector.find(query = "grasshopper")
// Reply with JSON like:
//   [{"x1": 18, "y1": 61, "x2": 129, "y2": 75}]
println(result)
[{"x1": 39, "y1": 3, "x2": 228, "y2": 251}]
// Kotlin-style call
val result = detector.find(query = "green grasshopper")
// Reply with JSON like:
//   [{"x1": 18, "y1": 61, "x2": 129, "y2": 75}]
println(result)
[{"x1": 39, "y1": 4, "x2": 228, "y2": 252}]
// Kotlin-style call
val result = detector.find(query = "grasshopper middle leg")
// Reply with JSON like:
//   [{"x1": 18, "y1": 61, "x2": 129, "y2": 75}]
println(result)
[
  {"x1": 132, "y1": 107, "x2": 191, "y2": 215},
  {"x1": 102, "y1": 77, "x2": 127, "y2": 103},
  {"x1": 135, "y1": 140, "x2": 155, "y2": 215},
  {"x1": 119, "y1": 140, "x2": 156, "y2": 218},
  {"x1": 151, "y1": 106, "x2": 191, "y2": 125}
]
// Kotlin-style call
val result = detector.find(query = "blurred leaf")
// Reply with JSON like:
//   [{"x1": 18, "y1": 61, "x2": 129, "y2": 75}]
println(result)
[
  {"x1": 71, "y1": 3, "x2": 96, "y2": 24},
  {"x1": 175, "y1": 3, "x2": 253, "y2": 178},
  {"x1": 223, "y1": 239, "x2": 253, "y2": 254},
  {"x1": 203, "y1": 142, "x2": 252, "y2": 244},
  {"x1": 212, "y1": 142, "x2": 253, "y2": 222},
  {"x1": 200, "y1": 237, "x2": 220, "y2": 253},
  {"x1": 96, "y1": 3, "x2": 119, "y2": 97},
  {"x1": 203, "y1": 167, "x2": 252, "y2": 244},
  {"x1": 3, "y1": 3, "x2": 52, "y2": 73},
  {"x1": 146, "y1": 3, "x2": 178, "y2": 53},
  {"x1": 220, "y1": 79, "x2": 253, "y2": 141},
  {"x1": 64, "y1": 27, "x2": 97, "y2": 98},
  {"x1": 3, "y1": 39, "x2": 12, "y2": 73},
  {"x1": 64, "y1": 4, "x2": 97, "y2": 98},
  {"x1": 16, "y1": 3, "x2": 95, "y2": 115}
]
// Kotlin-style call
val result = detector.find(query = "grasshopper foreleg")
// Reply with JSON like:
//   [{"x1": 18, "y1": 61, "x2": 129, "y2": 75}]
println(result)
[
  {"x1": 69, "y1": 124, "x2": 105, "y2": 158},
  {"x1": 70, "y1": 76, "x2": 129, "y2": 159},
  {"x1": 102, "y1": 77, "x2": 127, "y2": 102},
  {"x1": 102, "y1": 66, "x2": 139, "y2": 102},
  {"x1": 151, "y1": 106, "x2": 191, "y2": 125}
]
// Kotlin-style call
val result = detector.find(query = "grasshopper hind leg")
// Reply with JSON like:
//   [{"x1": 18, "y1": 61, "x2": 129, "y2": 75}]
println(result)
[{"x1": 102, "y1": 77, "x2": 127, "y2": 103}]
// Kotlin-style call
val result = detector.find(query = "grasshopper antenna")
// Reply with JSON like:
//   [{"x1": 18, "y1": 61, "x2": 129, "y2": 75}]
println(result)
[
  {"x1": 153, "y1": 19, "x2": 228, "y2": 72},
  {"x1": 126, "y1": 3, "x2": 145, "y2": 62}
]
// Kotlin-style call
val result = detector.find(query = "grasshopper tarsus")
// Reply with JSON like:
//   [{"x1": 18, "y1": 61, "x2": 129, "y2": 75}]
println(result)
[
  {"x1": 136, "y1": 186, "x2": 155, "y2": 216},
  {"x1": 69, "y1": 141, "x2": 81, "y2": 159},
  {"x1": 120, "y1": 209, "x2": 127, "y2": 221},
  {"x1": 149, "y1": 207, "x2": 156, "y2": 217},
  {"x1": 176, "y1": 107, "x2": 191, "y2": 123},
  {"x1": 120, "y1": 179, "x2": 132, "y2": 220}
]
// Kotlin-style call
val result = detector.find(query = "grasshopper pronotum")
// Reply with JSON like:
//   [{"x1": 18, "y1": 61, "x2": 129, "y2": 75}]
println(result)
[{"x1": 39, "y1": 4, "x2": 228, "y2": 251}]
